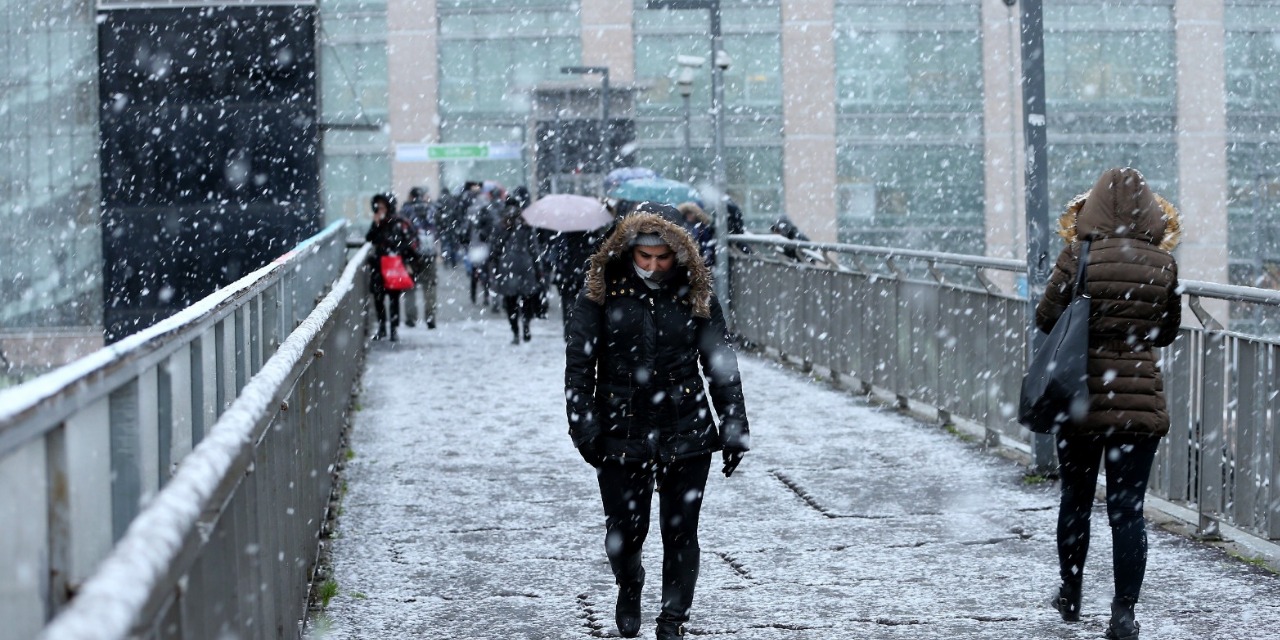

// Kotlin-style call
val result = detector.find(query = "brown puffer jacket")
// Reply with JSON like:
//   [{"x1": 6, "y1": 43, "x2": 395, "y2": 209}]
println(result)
[{"x1": 1035, "y1": 167, "x2": 1183, "y2": 439}]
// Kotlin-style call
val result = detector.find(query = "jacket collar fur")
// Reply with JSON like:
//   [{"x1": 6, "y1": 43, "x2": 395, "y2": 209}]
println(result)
[
  {"x1": 1057, "y1": 167, "x2": 1181, "y2": 252},
  {"x1": 584, "y1": 212, "x2": 713, "y2": 318}
]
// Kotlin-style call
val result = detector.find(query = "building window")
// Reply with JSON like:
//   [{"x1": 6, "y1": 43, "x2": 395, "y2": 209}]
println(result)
[{"x1": 834, "y1": 0, "x2": 984, "y2": 252}]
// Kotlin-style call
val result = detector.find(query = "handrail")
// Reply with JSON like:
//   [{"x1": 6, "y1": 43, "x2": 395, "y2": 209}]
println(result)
[
  {"x1": 731, "y1": 233, "x2": 1280, "y2": 307},
  {"x1": 0, "y1": 220, "x2": 348, "y2": 458},
  {"x1": 37, "y1": 243, "x2": 370, "y2": 639},
  {"x1": 728, "y1": 233, "x2": 1280, "y2": 542}
]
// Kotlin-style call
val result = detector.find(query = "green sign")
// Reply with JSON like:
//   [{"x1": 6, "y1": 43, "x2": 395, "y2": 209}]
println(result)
[
  {"x1": 427, "y1": 144, "x2": 488, "y2": 160},
  {"x1": 396, "y1": 143, "x2": 523, "y2": 163}
]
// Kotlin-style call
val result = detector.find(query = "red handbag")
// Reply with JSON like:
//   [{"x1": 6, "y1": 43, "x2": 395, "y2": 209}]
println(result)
[{"x1": 379, "y1": 255, "x2": 414, "y2": 291}]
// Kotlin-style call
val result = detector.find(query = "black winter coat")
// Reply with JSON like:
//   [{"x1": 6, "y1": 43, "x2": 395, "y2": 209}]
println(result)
[
  {"x1": 366, "y1": 214, "x2": 419, "y2": 294},
  {"x1": 565, "y1": 213, "x2": 750, "y2": 463}
]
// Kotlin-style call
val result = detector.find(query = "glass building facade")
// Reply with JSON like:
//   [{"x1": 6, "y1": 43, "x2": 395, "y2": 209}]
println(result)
[
  {"x1": 436, "y1": 0, "x2": 581, "y2": 191},
  {"x1": 632, "y1": 1, "x2": 784, "y2": 232},
  {"x1": 318, "y1": 0, "x2": 392, "y2": 221},
  {"x1": 0, "y1": 0, "x2": 101, "y2": 330},
  {"x1": 1226, "y1": 1, "x2": 1280, "y2": 286},
  {"x1": 834, "y1": 0, "x2": 985, "y2": 252}
]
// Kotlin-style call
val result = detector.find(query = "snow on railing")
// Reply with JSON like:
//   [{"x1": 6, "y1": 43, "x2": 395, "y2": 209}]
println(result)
[
  {"x1": 728, "y1": 233, "x2": 1280, "y2": 543},
  {"x1": 0, "y1": 221, "x2": 354, "y2": 638}
]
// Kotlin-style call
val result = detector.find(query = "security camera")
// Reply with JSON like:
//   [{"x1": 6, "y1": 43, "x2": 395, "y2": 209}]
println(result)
[
  {"x1": 714, "y1": 50, "x2": 732, "y2": 70},
  {"x1": 677, "y1": 55, "x2": 705, "y2": 68}
]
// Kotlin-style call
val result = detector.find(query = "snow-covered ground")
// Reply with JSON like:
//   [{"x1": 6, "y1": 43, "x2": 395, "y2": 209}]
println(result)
[{"x1": 309, "y1": 269, "x2": 1280, "y2": 639}]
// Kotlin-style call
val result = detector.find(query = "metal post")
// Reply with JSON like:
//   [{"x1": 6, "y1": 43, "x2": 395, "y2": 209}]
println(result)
[
  {"x1": 601, "y1": 70, "x2": 611, "y2": 187},
  {"x1": 682, "y1": 92, "x2": 692, "y2": 176},
  {"x1": 647, "y1": 0, "x2": 728, "y2": 304},
  {"x1": 709, "y1": 1, "x2": 729, "y2": 305},
  {"x1": 1017, "y1": 0, "x2": 1056, "y2": 473}
]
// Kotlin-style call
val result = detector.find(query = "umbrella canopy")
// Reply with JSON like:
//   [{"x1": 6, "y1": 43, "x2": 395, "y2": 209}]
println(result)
[
  {"x1": 604, "y1": 167, "x2": 661, "y2": 193},
  {"x1": 606, "y1": 178, "x2": 703, "y2": 207},
  {"x1": 521, "y1": 194, "x2": 613, "y2": 232}
]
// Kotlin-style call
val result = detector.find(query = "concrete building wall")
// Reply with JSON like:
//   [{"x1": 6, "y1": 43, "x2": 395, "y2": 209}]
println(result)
[
  {"x1": 980, "y1": 0, "x2": 1025, "y2": 264},
  {"x1": 581, "y1": 0, "x2": 635, "y2": 84},
  {"x1": 389, "y1": 0, "x2": 440, "y2": 200},
  {"x1": 781, "y1": 0, "x2": 837, "y2": 243},
  {"x1": 1175, "y1": 0, "x2": 1229, "y2": 305}
]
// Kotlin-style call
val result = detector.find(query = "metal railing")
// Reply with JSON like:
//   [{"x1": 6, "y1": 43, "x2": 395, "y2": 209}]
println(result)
[
  {"x1": 728, "y1": 234, "x2": 1280, "y2": 542},
  {"x1": 0, "y1": 221, "x2": 366, "y2": 638}
]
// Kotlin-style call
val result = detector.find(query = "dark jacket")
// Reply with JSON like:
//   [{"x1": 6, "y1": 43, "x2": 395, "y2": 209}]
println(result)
[
  {"x1": 490, "y1": 213, "x2": 543, "y2": 297},
  {"x1": 1035, "y1": 167, "x2": 1182, "y2": 438},
  {"x1": 565, "y1": 212, "x2": 750, "y2": 463},
  {"x1": 365, "y1": 214, "x2": 419, "y2": 293}
]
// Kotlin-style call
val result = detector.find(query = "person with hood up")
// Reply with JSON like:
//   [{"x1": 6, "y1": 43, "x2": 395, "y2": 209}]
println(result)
[
  {"x1": 1035, "y1": 167, "x2": 1182, "y2": 640},
  {"x1": 489, "y1": 195, "x2": 543, "y2": 344},
  {"x1": 365, "y1": 192, "x2": 420, "y2": 342},
  {"x1": 564, "y1": 203, "x2": 750, "y2": 640}
]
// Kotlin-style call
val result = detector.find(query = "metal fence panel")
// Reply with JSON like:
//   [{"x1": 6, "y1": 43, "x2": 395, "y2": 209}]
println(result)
[
  {"x1": 727, "y1": 234, "x2": 1280, "y2": 541},
  {"x1": 0, "y1": 437, "x2": 49, "y2": 637}
]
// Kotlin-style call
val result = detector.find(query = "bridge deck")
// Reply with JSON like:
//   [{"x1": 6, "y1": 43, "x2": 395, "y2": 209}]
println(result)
[{"x1": 310, "y1": 267, "x2": 1280, "y2": 639}]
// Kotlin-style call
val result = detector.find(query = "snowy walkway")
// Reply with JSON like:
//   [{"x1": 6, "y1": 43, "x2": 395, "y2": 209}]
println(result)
[{"x1": 310, "y1": 268, "x2": 1280, "y2": 639}]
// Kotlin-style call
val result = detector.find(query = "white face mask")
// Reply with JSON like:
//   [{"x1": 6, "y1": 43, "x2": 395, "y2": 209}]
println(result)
[{"x1": 634, "y1": 262, "x2": 674, "y2": 284}]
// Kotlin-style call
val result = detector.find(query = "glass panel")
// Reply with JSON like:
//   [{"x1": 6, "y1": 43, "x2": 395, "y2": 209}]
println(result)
[
  {"x1": 0, "y1": 0, "x2": 102, "y2": 330},
  {"x1": 833, "y1": 1, "x2": 983, "y2": 252},
  {"x1": 1226, "y1": 6, "x2": 1280, "y2": 295}
]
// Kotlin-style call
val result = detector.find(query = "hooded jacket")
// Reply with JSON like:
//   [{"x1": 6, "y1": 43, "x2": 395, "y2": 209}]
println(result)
[
  {"x1": 564, "y1": 211, "x2": 750, "y2": 462},
  {"x1": 1035, "y1": 167, "x2": 1182, "y2": 438}
]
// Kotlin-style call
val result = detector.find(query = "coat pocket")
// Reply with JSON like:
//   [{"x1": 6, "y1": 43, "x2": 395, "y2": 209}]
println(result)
[{"x1": 599, "y1": 390, "x2": 635, "y2": 436}]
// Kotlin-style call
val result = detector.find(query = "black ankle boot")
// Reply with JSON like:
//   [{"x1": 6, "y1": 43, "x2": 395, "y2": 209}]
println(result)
[
  {"x1": 615, "y1": 567, "x2": 644, "y2": 638},
  {"x1": 1052, "y1": 581, "x2": 1081, "y2": 622},
  {"x1": 375, "y1": 322, "x2": 387, "y2": 340},
  {"x1": 1105, "y1": 597, "x2": 1139, "y2": 640},
  {"x1": 654, "y1": 619, "x2": 685, "y2": 639}
]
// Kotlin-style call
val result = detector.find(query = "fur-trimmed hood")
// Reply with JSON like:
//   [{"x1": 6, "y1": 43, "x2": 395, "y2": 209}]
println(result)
[
  {"x1": 1057, "y1": 167, "x2": 1181, "y2": 252},
  {"x1": 584, "y1": 210, "x2": 713, "y2": 318}
]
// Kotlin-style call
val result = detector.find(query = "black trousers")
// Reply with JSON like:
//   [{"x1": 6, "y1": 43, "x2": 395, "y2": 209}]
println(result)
[
  {"x1": 502, "y1": 294, "x2": 536, "y2": 337},
  {"x1": 596, "y1": 454, "x2": 711, "y2": 624},
  {"x1": 1055, "y1": 435, "x2": 1160, "y2": 602},
  {"x1": 372, "y1": 291, "x2": 401, "y2": 329}
]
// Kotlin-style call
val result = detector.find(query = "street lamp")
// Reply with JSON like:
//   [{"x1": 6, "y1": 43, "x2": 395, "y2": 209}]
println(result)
[
  {"x1": 647, "y1": 0, "x2": 730, "y2": 304},
  {"x1": 674, "y1": 55, "x2": 705, "y2": 182},
  {"x1": 560, "y1": 65, "x2": 610, "y2": 195}
]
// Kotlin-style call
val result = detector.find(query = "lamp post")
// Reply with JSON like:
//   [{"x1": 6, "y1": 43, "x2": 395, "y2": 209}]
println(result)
[
  {"x1": 647, "y1": 0, "x2": 730, "y2": 304},
  {"x1": 560, "y1": 65, "x2": 610, "y2": 195},
  {"x1": 675, "y1": 55, "x2": 704, "y2": 182}
]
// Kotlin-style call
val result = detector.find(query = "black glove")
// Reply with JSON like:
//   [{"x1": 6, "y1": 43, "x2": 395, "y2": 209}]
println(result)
[
  {"x1": 721, "y1": 448, "x2": 745, "y2": 478},
  {"x1": 578, "y1": 439, "x2": 603, "y2": 468}
]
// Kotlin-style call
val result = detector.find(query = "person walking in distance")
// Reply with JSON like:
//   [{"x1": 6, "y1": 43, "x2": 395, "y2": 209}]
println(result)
[
  {"x1": 401, "y1": 186, "x2": 438, "y2": 329},
  {"x1": 1036, "y1": 167, "x2": 1182, "y2": 640},
  {"x1": 489, "y1": 196, "x2": 543, "y2": 344},
  {"x1": 564, "y1": 203, "x2": 750, "y2": 639},
  {"x1": 365, "y1": 192, "x2": 420, "y2": 342}
]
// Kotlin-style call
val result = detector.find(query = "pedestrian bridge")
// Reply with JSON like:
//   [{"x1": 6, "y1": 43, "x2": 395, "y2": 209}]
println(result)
[{"x1": 3, "y1": 222, "x2": 1279, "y2": 639}]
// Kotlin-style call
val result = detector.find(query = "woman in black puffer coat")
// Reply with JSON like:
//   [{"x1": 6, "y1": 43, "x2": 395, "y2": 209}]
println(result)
[
  {"x1": 1035, "y1": 167, "x2": 1182, "y2": 640},
  {"x1": 564, "y1": 203, "x2": 750, "y2": 640}
]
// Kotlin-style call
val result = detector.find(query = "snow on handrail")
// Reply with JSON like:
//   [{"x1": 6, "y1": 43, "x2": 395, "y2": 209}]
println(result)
[
  {"x1": 0, "y1": 220, "x2": 347, "y2": 450},
  {"x1": 37, "y1": 243, "x2": 369, "y2": 640},
  {"x1": 730, "y1": 233, "x2": 1280, "y2": 306}
]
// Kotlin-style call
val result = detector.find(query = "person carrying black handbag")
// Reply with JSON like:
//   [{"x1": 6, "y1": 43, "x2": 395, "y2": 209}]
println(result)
[{"x1": 1034, "y1": 167, "x2": 1182, "y2": 640}]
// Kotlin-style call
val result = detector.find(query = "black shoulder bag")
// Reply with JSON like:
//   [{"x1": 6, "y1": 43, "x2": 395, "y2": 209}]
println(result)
[{"x1": 1019, "y1": 240, "x2": 1092, "y2": 434}]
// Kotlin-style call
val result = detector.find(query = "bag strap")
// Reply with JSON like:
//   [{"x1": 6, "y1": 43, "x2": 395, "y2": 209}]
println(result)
[{"x1": 1074, "y1": 239, "x2": 1092, "y2": 299}]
